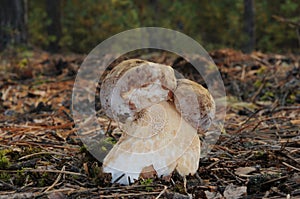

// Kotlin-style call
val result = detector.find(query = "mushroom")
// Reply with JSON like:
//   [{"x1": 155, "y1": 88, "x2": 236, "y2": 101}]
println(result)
[
  {"x1": 100, "y1": 59, "x2": 215, "y2": 185},
  {"x1": 174, "y1": 79, "x2": 216, "y2": 133}
]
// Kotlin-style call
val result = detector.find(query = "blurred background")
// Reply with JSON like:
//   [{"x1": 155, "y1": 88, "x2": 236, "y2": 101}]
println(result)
[{"x1": 0, "y1": 0, "x2": 299, "y2": 54}]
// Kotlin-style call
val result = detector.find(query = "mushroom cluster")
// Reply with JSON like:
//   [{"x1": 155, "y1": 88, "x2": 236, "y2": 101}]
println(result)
[{"x1": 100, "y1": 59, "x2": 215, "y2": 185}]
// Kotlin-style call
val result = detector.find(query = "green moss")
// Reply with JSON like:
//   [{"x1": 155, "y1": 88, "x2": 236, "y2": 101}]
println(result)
[
  {"x1": 79, "y1": 145, "x2": 88, "y2": 153},
  {"x1": 257, "y1": 66, "x2": 267, "y2": 75},
  {"x1": 71, "y1": 174, "x2": 79, "y2": 180},
  {"x1": 0, "y1": 172, "x2": 11, "y2": 181},
  {"x1": 261, "y1": 91, "x2": 274, "y2": 100},
  {"x1": 37, "y1": 173, "x2": 49, "y2": 187},
  {"x1": 140, "y1": 178, "x2": 153, "y2": 185},
  {"x1": 286, "y1": 94, "x2": 295, "y2": 103},
  {"x1": 243, "y1": 142, "x2": 254, "y2": 148},
  {"x1": 101, "y1": 146, "x2": 108, "y2": 152},
  {"x1": 90, "y1": 163, "x2": 104, "y2": 185},
  {"x1": 104, "y1": 137, "x2": 117, "y2": 145},
  {"x1": 14, "y1": 169, "x2": 27, "y2": 186},
  {"x1": 254, "y1": 80, "x2": 262, "y2": 88},
  {"x1": 23, "y1": 146, "x2": 42, "y2": 155},
  {"x1": 174, "y1": 183, "x2": 186, "y2": 194},
  {"x1": 17, "y1": 58, "x2": 29, "y2": 69},
  {"x1": 140, "y1": 178, "x2": 154, "y2": 191},
  {"x1": 254, "y1": 150, "x2": 267, "y2": 159},
  {"x1": 0, "y1": 149, "x2": 11, "y2": 169}
]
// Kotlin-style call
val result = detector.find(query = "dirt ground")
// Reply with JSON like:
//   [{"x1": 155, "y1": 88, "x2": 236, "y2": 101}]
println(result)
[{"x1": 0, "y1": 49, "x2": 299, "y2": 198}]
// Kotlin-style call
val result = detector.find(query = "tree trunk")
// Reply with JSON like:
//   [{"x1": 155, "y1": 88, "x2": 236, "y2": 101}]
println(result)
[
  {"x1": 0, "y1": 0, "x2": 27, "y2": 51},
  {"x1": 45, "y1": 0, "x2": 62, "y2": 52},
  {"x1": 243, "y1": 0, "x2": 255, "y2": 53}
]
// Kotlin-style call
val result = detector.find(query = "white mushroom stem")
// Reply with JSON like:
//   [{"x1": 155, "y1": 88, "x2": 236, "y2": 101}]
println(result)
[{"x1": 102, "y1": 101, "x2": 200, "y2": 185}]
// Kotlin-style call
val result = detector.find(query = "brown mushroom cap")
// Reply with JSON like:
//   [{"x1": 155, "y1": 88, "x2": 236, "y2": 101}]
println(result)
[
  {"x1": 100, "y1": 59, "x2": 177, "y2": 123},
  {"x1": 174, "y1": 79, "x2": 216, "y2": 133}
]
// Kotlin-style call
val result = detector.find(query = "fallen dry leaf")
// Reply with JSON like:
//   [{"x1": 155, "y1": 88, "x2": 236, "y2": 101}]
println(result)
[
  {"x1": 223, "y1": 184, "x2": 247, "y2": 199},
  {"x1": 235, "y1": 167, "x2": 256, "y2": 177},
  {"x1": 205, "y1": 190, "x2": 223, "y2": 199}
]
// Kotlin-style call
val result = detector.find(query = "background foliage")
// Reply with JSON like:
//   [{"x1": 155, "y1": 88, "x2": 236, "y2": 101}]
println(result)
[{"x1": 27, "y1": 0, "x2": 300, "y2": 53}]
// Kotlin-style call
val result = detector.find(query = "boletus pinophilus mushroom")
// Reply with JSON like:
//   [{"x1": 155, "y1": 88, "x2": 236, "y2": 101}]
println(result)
[{"x1": 100, "y1": 59, "x2": 215, "y2": 185}]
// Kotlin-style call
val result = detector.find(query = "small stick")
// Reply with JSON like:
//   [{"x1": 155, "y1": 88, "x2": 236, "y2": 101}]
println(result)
[
  {"x1": 261, "y1": 175, "x2": 288, "y2": 185},
  {"x1": 19, "y1": 151, "x2": 65, "y2": 160},
  {"x1": 282, "y1": 162, "x2": 300, "y2": 172},
  {"x1": 105, "y1": 119, "x2": 112, "y2": 135},
  {"x1": 43, "y1": 166, "x2": 66, "y2": 192},
  {"x1": 155, "y1": 185, "x2": 167, "y2": 199},
  {"x1": 250, "y1": 76, "x2": 267, "y2": 102},
  {"x1": 183, "y1": 176, "x2": 187, "y2": 194},
  {"x1": 0, "y1": 168, "x2": 85, "y2": 176},
  {"x1": 205, "y1": 160, "x2": 221, "y2": 170}
]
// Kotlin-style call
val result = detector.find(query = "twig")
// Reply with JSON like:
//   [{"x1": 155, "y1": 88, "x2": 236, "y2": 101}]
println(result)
[
  {"x1": 1, "y1": 122, "x2": 74, "y2": 131},
  {"x1": 0, "y1": 169, "x2": 85, "y2": 176},
  {"x1": 261, "y1": 175, "x2": 288, "y2": 186},
  {"x1": 213, "y1": 174, "x2": 224, "y2": 186},
  {"x1": 98, "y1": 184, "x2": 165, "y2": 191},
  {"x1": 20, "y1": 182, "x2": 34, "y2": 191},
  {"x1": 18, "y1": 151, "x2": 65, "y2": 160},
  {"x1": 250, "y1": 54, "x2": 272, "y2": 67},
  {"x1": 0, "y1": 180, "x2": 17, "y2": 190},
  {"x1": 11, "y1": 141, "x2": 79, "y2": 151},
  {"x1": 35, "y1": 188, "x2": 77, "y2": 197},
  {"x1": 106, "y1": 119, "x2": 112, "y2": 135},
  {"x1": 155, "y1": 185, "x2": 168, "y2": 199},
  {"x1": 43, "y1": 166, "x2": 65, "y2": 192},
  {"x1": 251, "y1": 75, "x2": 267, "y2": 102},
  {"x1": 274, "y1": 106, "x2": 300, "y2": 112},
  {"x1": 225, "y1": 168, "x2": 246, "y2": 183},
  {"x1": 210, "y1": 114, "x2": 289, "y2": 155},
  {"x1": 0, "y1": 192, "x2": 34, "y2": 199},
  {"x1": 270, "y1": 187, "x2": 289, "y2": 197},
  {"x1": 282, "y1": 162, "x2": 300, "y2": 172},
  {"x1": 205, "y1": 160, "x2": 221, "y2": 170}
]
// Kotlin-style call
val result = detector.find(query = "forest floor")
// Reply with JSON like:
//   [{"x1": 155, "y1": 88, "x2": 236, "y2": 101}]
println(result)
[{"x1": 0, "y1": 49, "x2": 299, "y2": 199}]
